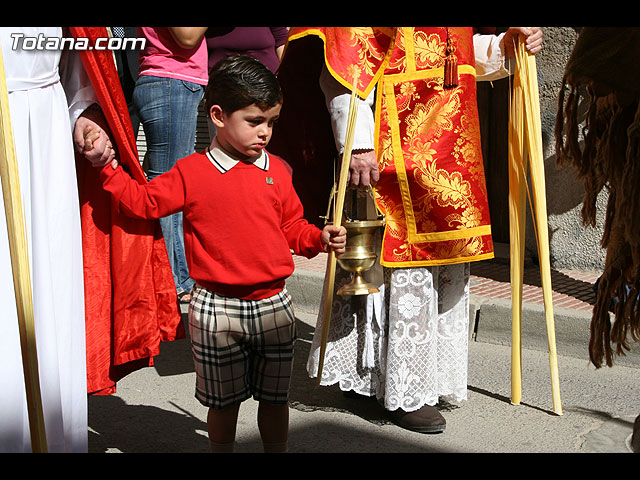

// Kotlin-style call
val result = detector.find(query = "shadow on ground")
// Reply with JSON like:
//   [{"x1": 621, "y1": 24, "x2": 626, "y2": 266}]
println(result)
[{"x1": 88, "y1": 315, "x2": 457, "y2": 453}]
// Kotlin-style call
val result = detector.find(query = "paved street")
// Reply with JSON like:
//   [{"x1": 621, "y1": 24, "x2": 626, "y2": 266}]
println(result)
[{"x1": 87, "y1": 308, "x2": 639, "y2": 454}]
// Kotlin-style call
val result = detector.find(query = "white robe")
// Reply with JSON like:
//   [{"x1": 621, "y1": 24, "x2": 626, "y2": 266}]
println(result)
[{"x1": 0, "y1": 27, "x2": 89, "y2": 452}]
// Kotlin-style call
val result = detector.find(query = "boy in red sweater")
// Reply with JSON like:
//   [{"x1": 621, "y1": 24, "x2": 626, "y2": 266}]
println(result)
[{"x1": 88, "y1": 54, "x2": 346, "y2": 453}]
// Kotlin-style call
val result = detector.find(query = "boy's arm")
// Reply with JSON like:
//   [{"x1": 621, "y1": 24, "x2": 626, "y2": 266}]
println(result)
[
  {"x1": 100, "y1": 161, "x2": 186, "y2": 220},
  {"x1": 280, "y1": 179, "x2": 325, "y2": 258}
]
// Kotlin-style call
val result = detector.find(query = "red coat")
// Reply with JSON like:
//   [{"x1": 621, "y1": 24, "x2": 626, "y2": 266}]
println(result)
[{"x1": 69, "y1": 27, "x2": 183, "y2": 395}]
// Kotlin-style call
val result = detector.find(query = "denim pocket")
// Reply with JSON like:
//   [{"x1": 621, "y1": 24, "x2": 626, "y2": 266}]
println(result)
[{"x1": 181, "y1": 80, "x2": 204, "y2": 94}]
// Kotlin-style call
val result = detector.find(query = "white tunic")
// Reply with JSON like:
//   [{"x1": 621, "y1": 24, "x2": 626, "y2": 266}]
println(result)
[{"x1": 0, "y1": 27, "x2": 88, "y2": 452}]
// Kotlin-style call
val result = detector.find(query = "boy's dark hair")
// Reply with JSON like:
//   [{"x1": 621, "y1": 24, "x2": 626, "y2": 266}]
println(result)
[{"x1": 204, "y1": 54, "x2": 283, "y2": 114}]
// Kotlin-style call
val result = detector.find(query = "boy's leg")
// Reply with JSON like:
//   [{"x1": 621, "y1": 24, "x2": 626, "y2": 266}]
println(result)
[
  {"x1": 250, "y1": 290, "x2": 297, "y2": 453},
  {"x1": 257, "y1": 402, "x2": 289, "y2": 453},
  {"x1": 189, "y1": 288, "x2": 254, "y2": 452},
  {"x1": 208, "y1": 403, "x2": 241, "y2": 453}
]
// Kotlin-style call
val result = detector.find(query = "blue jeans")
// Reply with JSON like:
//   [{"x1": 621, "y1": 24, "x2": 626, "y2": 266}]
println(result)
[{"x1": 133, "y1": 75, "x2": 203, "y2": 294}]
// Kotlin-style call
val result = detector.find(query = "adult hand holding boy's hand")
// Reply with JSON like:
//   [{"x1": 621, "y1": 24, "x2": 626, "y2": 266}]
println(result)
[
  {"x1": 74, "y1": 105, "x2": 117, "y2": 168},
  {"x1": 79, "y1": 124, "x2": 117, "y2": 168},
  {"x1": 321, "y1": 225, "x2": 347, "y2": 256}
]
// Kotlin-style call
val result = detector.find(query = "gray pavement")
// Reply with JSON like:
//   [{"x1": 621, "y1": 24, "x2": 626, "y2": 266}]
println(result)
[{"x1": 88, "y1": 274, "x2": 640, "y2": 454}]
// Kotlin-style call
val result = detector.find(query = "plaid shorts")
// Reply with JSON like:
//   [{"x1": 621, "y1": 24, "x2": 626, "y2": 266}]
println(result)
[{"x1": 188, "y1": 285, "x2": 297, "y2": 409}]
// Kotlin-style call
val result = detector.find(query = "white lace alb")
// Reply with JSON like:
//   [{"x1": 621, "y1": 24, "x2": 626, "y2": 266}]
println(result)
[{"x1": 307, "y1": 262, "x2": 470, "y2": 412}]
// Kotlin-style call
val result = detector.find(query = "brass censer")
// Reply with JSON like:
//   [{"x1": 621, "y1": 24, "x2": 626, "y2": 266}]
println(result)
[{"x1": 324, "y1": 185, "x2": 385, "y2": 296}]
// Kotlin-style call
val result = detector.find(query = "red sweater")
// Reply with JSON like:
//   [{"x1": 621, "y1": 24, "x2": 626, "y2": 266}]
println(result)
[{"x1": 100, "y1": 150, "x2": 324, "y2": 300}]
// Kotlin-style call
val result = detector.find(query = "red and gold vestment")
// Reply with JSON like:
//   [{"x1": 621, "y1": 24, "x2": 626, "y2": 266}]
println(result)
[{"x1": 274, "y1": 27, "x2": 494, "y2": 267}]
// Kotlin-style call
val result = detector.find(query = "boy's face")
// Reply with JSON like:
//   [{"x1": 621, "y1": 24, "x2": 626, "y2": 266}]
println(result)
[{"x1": 212, "y1": 103, "x2": 282, "y2": 161}]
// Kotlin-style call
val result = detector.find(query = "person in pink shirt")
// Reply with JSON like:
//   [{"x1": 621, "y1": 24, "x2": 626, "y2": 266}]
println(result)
[{"x1": 133, "y1": 27, "x2": 209, "y2": 303}]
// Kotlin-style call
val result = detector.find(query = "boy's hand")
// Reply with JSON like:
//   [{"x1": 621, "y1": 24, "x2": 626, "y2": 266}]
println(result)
[{"x1": 321, "y1": 224, "x2": 347, "y2": 256}]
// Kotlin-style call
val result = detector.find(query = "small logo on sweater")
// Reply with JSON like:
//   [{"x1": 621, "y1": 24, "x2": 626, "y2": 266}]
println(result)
[{"x1": 266, "y1": 177, "x2": 274, "y2": 185}]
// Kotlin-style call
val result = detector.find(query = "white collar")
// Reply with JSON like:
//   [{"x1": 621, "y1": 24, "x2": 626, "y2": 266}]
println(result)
[{"x1": 206, "y1": 138, "x2": 269, "y2": 174}]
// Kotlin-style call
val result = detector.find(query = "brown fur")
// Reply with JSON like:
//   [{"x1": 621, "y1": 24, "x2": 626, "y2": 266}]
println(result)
[{"x1": 555, "y1": 28, "x2": 640, "y2": 367}]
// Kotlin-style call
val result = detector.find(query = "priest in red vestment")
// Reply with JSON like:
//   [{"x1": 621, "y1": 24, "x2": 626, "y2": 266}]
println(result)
[{"x1": 270, "y1": 27, "x2": 542, "y2": 434}]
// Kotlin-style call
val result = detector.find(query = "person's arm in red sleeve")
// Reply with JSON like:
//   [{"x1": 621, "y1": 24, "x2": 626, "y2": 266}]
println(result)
[{"x1": 99, "y1": 160, "x2": 186, "y2": 220}]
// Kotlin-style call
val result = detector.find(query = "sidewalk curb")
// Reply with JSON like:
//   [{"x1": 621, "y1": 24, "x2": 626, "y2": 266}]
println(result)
[{"x1": 286, "y1": 269, "x2": 640, "y2": 369}]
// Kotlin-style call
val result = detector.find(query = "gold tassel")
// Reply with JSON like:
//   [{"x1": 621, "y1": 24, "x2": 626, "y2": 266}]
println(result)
[
  {"x1": 443, "y1": 54, "x2": 458, "y2": 89},
  {"x1": 443, "y1": 28, "x2": 458, "y2": 89}
]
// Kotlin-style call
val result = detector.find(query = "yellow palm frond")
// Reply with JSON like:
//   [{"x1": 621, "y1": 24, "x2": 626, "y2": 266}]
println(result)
[{"x1": 508, "y1": 36, "x2": 563, "y2": 415}]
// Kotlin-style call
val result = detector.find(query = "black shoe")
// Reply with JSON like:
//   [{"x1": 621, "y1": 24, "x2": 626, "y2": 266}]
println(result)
[{"x1": 388, "y1": 405, "x2": 446, "y2": 433}]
